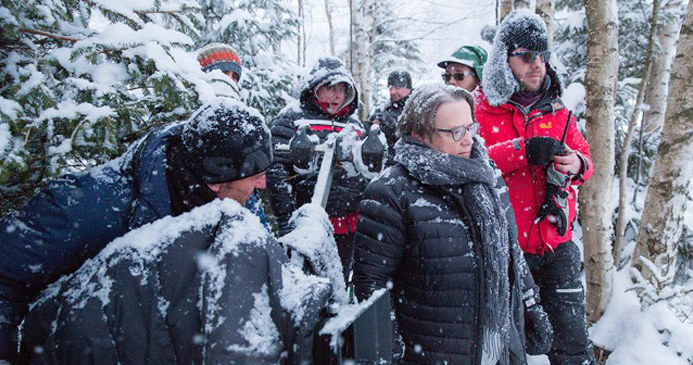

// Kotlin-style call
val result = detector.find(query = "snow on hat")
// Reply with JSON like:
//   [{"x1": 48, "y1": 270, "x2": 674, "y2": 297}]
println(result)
[
  {"x1": 182, "y1": 99, "x2": 272, "y2": 184},
  {"x1": 387, "y1": 70, "x2": 412, "y2": 89},
  {"x1": 499, "y1": 9, "x2": 549, "y2": 54},
  {"x1": 197, "y1": 43, "x2": 243, "y2": 79},
  {"x1": 482, "y1": 9, "x2": 555, "y2": 106},
  {"x1": 437, "y1": 45, "x2": 488, "y2": 82}
]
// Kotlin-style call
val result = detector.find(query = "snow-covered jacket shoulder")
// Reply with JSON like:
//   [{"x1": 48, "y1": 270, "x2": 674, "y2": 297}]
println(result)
[
  {"x1": 475, "y1": 85, "x2": 594, "y2": 253},
  {"x1": 18, "y1": 200, "x2": 331, "y2": 365},
  {"x1": 0, "y1": 122, "x2": 181, "y2": 359}
]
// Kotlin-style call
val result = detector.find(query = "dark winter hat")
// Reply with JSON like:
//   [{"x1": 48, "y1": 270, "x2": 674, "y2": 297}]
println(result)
[
  {"x1": 197, "y1": 43, "x2": 243, "y2": 79},
  {"x1": 182, "y1": 99, "x2": 272, "y2": 184},
  {"x1": 499, "y1": 10, "x2": 549, "y2": 54},
  {"x1": 437, "y1": 45, "x2": 488, "y2": 82},
  {"x1": 387, "y1": 70, "x2": 412, "y2": 89}
]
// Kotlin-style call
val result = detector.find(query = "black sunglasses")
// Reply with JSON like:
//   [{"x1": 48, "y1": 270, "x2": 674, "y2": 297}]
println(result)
[
  {"x1": 441, "y1": 71, "x2": 474, "y2": 82},
  {"x1": 436, "y1": 122, "x2": 479, "y2": 141},
  {"x1": 509, "y1": 50, "x2": 551, "y2": 64}
]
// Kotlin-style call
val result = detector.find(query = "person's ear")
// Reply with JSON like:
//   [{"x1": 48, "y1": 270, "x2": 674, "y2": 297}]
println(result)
[
  {"x1": 411, "y1": 131, "x2": 425, "y2": 142},
  {"x1": 207, "y1": 183, "x2": 220, "y2": 193}
]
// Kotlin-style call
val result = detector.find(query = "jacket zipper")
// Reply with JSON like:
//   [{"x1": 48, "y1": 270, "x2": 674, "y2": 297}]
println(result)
[{"x1": 457, "y1": 199, "x2": 484, "y2": 365}]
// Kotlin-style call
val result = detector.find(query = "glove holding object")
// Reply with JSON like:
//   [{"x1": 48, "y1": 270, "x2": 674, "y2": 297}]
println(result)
[
  {"x1": 536, "y1": 164, "x2": 571, "y2": 236},
  {"x1": 525, "y1": 136, "x2": 564, "y2": 166}
]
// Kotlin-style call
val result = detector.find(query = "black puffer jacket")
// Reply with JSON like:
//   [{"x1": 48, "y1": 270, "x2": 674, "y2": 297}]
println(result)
[
  {"x1": 369, "y1": 95, "x2": 408, "y2": 160},
  {"x1": 18, "y1": 200, "x2": 332, "y2": 365},
  {"x1": 353, "y1": 136, "x2": 538, "y2": 365},
  {"x1": 267, "y1": 58, "x2": 366, "y2": 231}
]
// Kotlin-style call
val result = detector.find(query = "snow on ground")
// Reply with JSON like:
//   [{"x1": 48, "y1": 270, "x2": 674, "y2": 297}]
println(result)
[{"x1": 591, "y1": 269, "x2": 693, "y2": 365}]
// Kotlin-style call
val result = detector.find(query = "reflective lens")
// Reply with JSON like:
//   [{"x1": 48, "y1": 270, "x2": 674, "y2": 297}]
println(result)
[
  {"x1": 509, "y1": 51, "x2": 551, "y2": 64},
  {"x1": 441, "y1": 72, "x2": 474, "y2": 82}
]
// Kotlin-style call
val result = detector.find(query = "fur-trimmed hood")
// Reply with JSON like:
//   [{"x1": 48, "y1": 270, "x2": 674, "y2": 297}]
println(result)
[{"x1": 298, "y1": 57, "x2": 358, "y2": 119}]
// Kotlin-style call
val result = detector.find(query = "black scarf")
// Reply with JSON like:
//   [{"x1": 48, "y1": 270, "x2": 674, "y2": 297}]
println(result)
[
  {"x1": 166, "y1": 138, "x2": 218, "y2": 216},
  {"x1": 394, "y1": 135, "x2": 511, "y2": 365}
]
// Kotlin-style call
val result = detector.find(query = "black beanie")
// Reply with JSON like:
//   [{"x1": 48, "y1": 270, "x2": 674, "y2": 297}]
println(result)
[
  {"x1": 182, "y1": 100, "x2": 273, "y2": 184},
  {"x1": 500, "y1": 10, "x2": 549, "y2": 54},
  {"x1": 387, "y1": 70, "x2": 412, "y2": 89}
]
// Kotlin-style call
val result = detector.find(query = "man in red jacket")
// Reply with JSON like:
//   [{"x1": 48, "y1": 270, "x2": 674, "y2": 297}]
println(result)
[{"x1": 476, "y1": 9, "x2": 595, "y2": 365}]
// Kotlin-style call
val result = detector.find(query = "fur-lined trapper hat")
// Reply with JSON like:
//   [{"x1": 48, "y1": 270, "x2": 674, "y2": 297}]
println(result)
[{"x1": 481, "y1": 9, "x2": 561, "y2": 106}]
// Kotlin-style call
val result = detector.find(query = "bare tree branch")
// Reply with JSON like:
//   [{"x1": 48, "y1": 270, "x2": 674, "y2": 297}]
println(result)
[{"x1": 18, "y1": 28, "x2": 80, "y2": 42}]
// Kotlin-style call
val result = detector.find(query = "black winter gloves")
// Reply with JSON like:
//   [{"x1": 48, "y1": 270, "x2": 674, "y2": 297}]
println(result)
[
  {"x1": 537, "y1": 165, "x2": 572, "y2": 236},
  {"x1": 525, "y1": 303, "x2": 554, "y2": 355},
  {"x1": 525, "y1": 136, "x2": 564, "y2": 166}
]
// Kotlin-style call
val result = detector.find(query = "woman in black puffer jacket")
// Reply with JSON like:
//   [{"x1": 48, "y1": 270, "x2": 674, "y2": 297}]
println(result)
[{"x1": 353, "y1": 84, "x2": 551, "y2": 365}]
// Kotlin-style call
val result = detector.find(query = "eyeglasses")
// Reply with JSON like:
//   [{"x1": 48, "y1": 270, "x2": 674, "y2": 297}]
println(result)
[
  {"x1": 441, "y1": 72, "x2": 474, "y2": 82},
  {"x1": 509, "y1": 51, "x2": 551, "y2": 64},
  {"x1": 436, "y1": 122, "x2": 479, "y2": 141}
]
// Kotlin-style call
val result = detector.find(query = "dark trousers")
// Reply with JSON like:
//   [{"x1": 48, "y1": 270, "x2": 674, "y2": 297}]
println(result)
[
  {"x1": 335, "y1": 232, "x2": 355, "y2": 282},
  {"x1": 524, "y1": 241, "x2": 596, "y2": 365}
]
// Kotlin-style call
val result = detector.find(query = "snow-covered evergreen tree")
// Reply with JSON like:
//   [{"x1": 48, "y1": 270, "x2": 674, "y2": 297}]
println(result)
[
  {"x1": 198, "y1": 0, "x2": 300, "y2": 119},
  {"x1": 0, "y1": 0, "x2": 302, "y2": 214},
  {"x1": 0, "y1": 0, "x2": 218, "y2": 214},
  {"x1": 370, "y1": 0, "x2": 423, "y2": 105},
  {"x1": 348, "y1": 0, "x2": 423, "y2": 115}
]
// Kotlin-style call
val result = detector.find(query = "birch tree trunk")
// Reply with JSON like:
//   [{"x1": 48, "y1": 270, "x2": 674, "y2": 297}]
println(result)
[
  {"x1": 500, "y1": 0, "x2": 533, "y2": 23},
  {"x1": 297, "y1": 0, "x2": 306, "y2": 66},
  {"x1": 500, "y1": 0, "x2": 513, "y2": 21},
  {"x1": 324, "y1": 0, "x2": 336, "y2": 56},
  {"x1": 632, "y1": 2, "x2": 693, "y2": 303},
  {"x1": 581, "y1": 0, "x2": 618, "y2": 323},
  {"x1": 614, "y1": 0, "x2": 660, "y2": 268},
  {"x1": 536, "y1": 0, "x2": 555, "y2": 48},
  {"x1": 351, "y1": 0, "x2": 372, "y2": 122},
  {"x1": 643, "y1": 0, "x2": 685, "y2": 134},
  {"x1": 514, "y1": 0, "x2": 531, "y2": 10},
  {"x1": 633, "y1": 0, "x2": 685, "y2": 208}
]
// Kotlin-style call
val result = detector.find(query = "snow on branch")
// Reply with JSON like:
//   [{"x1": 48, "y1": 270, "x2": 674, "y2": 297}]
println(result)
[{"x1": 18, "y1": 28, "x2": 80, "y2": 42}]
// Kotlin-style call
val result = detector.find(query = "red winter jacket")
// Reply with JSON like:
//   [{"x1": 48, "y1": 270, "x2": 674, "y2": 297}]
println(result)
[{"x1": 475, "y1": 89, "x2": 593, "y2": 254}]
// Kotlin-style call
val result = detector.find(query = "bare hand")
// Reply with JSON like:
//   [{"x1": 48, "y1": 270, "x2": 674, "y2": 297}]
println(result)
[{"x1": 551, "y1": 149, "x2": 581, "y2": 175}]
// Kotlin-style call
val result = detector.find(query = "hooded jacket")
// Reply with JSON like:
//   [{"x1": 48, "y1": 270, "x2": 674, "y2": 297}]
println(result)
[
  {"x1": 18, "y1": 200, "x2": 332, "y2": 365},
  {"x1": 0, "y1": 119, "x2": 268, "y2": 360},
  {"x1": 267, "y1": 58, "x2": 366, "y2": 232},
  {"x1": 476, "y1": 64, "x2": 593, "y2": 254},
  {"x1": 353, "y1": 136, "x2": 539, "y2": 365}
]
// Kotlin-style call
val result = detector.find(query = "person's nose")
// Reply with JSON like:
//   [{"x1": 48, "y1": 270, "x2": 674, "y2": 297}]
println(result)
[
  {"x1": 531, "y1": 55, "x2": 543, "y2": 68},
  {"x1": 460, "y1": 130, "x2": 474, "y2": 145}
]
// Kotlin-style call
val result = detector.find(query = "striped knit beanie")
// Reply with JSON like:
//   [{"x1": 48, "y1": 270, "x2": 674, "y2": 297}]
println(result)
[{"x1": 197, "y1": 43, "x2": 243, "y2": 78}]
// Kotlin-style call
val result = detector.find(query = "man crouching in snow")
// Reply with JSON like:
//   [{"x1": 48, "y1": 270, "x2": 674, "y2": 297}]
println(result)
[{"x1": 17, "y1": 103, "x2": 346, "y2": 364}]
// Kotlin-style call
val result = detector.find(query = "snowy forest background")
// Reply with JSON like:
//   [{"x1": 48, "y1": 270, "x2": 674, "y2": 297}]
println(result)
[{"x1": 1, "y1": 0, "x2": 692, "y2": 363}]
